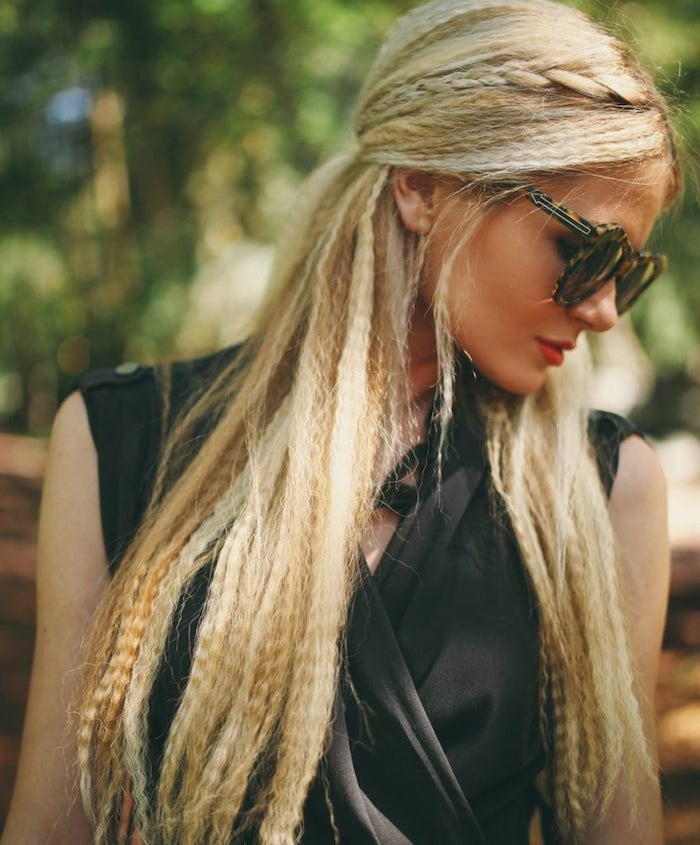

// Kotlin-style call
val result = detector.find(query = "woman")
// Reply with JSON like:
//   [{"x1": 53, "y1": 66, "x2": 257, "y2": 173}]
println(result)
[{"x1": 3, "y1": 0, "x2": 680, "y2": 843}]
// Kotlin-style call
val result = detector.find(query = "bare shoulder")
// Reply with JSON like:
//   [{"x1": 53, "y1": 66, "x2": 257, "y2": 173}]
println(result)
[
  {"x1": 1, "y1": 391, "x2": 107, "y2": 844},
  {"x1": 50, "y1": 388, "x2": 91, "y2": 442},
  {"x1": 608, "y1": 433, "x2": 670, "y2": 675},
  {"x1": 608, "y1": 435, "x2": 669, "y2": 598},
  {"x1": 610, "y1": 433, "x2": 667, "y2": 514},
  {"x1": 46, "y1": 389, "x2": 96, "y2": 485},
  {"x1": 37, "y1": 390, "x2": 108, "y2": 609},
  {"x1": 586, "y1": 435, "x2": 669, "y2": 843}
]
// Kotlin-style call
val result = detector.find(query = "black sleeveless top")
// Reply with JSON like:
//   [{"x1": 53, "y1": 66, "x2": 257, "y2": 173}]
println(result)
[{"x1": 78, "y1": 347, "x2": 639, "y2": 845}]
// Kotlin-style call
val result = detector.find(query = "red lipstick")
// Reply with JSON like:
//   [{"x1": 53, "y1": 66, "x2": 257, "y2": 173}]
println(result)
[{"x1": 536, "y1": 338, "x2": 574, "y2": 366}]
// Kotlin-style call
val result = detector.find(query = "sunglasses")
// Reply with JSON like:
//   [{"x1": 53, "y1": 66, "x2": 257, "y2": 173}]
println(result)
[{"x1": 519, "y1": 186, "x2": 667, "y2": 314}]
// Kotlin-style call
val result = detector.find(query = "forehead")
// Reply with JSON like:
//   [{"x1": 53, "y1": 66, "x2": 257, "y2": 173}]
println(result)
[{"x1": 539, "y1": 161, "x2": 671, "y2": 247}]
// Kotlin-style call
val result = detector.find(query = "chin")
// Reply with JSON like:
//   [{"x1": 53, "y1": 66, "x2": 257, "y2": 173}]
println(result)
[{"x1": 480, "y1": 369, "x2": 546, "y2": 397}]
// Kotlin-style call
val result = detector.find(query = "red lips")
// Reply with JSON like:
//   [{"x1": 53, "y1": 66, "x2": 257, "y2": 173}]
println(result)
[{"x1": 536, "y1": 337, "x2": 575, "y2": 366}]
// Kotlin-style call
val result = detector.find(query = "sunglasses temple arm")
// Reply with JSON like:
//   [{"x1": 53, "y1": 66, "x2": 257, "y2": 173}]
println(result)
[{"x1": 527, "y1": 191, "x2": 593, "y2": 237}]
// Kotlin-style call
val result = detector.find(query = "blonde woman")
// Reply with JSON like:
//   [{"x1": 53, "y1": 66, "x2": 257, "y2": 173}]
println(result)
[{"x1": 3, "y1": 0, "x2": 681, "y2": 843}]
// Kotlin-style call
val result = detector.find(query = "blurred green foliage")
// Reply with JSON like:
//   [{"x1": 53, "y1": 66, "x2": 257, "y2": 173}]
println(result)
[{"x1": 0, "y1": 0, "x2": 697, "y2": 435}]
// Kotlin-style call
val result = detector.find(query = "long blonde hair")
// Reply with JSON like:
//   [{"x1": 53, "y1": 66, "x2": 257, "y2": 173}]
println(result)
[{"x1": 78, "y1": 1, "x2": 680, "y2": 843}]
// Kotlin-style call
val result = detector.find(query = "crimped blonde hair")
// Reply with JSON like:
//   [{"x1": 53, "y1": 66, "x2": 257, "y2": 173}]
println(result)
[{"x1": 77, "y1": 1, "x2": 680, "y2": 843}]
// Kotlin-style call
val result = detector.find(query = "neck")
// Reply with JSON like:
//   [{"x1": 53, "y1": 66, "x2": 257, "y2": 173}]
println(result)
[{"x1": 407, "y1": 300, "x2": 439, "y2": 401}]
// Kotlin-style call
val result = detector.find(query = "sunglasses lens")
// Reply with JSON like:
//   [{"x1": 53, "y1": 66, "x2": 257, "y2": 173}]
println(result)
[
  {"x1": 556, "y1": 235, "x2": 624, "y2": 305},
  {"x1": 528, "y1": 187, "x2": 668, "y2": 314},
  {"x1": 615, "y1": 259, "x2": 662, "y2": 314}
]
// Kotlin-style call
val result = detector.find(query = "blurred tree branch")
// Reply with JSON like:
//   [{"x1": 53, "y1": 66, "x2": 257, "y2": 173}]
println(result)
[{"x1": 0, "y1": 0, "x2": 696, "y2": 435}]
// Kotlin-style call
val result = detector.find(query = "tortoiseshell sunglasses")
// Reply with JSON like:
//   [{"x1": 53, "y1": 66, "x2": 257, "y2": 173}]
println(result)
[{"x1": 520, "y1": 186, "x2": 667, "y2": 314}]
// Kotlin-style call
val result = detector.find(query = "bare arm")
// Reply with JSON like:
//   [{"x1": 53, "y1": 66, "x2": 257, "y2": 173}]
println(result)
[
  {"x1": 587, "y1": 434, "x2": 671, "y2": 845},
  {"x1": 1, "y1": 392, "x2": 109, "y2": 845}
]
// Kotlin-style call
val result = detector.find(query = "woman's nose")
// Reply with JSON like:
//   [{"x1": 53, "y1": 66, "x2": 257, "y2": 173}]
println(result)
[{"x1": 567, "y1": 280, "x2": 619, "y2": 332}]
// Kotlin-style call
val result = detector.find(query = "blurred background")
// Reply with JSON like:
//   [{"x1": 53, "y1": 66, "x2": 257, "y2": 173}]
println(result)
[{"x1": 0, "y1": 0, "x2": 698, "y2": 840}]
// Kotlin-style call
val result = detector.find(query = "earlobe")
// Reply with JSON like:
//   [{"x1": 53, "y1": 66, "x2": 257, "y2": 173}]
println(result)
[{"x1": 392, "y1": 169, "x2": 437, "y2": 234}]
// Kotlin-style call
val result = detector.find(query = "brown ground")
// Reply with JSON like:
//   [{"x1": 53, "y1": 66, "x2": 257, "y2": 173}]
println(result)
[{"x1": 0, "y1": 432, "x2": 698, "y2": 841}]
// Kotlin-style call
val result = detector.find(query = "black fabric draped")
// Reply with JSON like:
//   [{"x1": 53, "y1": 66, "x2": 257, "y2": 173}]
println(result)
[{"x1": 78, "y1": 347, "x2": 639, "y2": 844}]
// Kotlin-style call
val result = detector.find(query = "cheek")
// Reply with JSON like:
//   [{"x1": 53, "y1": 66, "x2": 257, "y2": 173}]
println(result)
[
  {"x1": 449, "y1": 242, "x2": 529, "y2": 328},
  {"x1": 470, "y1": 203, "x2": 565, "y2": 301},
  {"x1": 418, "y1": 204, "x2": 558, "y2": 340},
  {"x1": 430, "y1": 244, "x2": 522, "y2": 343}
]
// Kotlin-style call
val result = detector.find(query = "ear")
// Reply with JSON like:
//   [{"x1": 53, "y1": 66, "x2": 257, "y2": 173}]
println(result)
[{"x1": 392, "y1": 169, "x2": 438, "y2": 234}]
